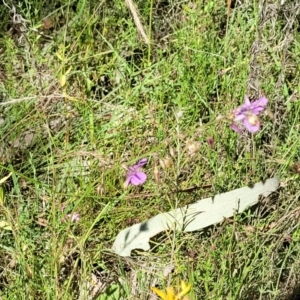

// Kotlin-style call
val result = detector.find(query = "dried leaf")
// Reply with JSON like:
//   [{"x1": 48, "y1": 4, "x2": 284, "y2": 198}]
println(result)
[
  {"x1": 25, "y1": 264, "x2": 33, "y2": 278},
  {"x1": 42, "y1": 18, "x2": 54, "y2": 29},
  {"x1": 8, "y1": 259, "x2": 16, "y2": 269},
  {"x1": 169, "y1": 146, "x2": 175, "y2": 158},
  {"x1": 163, "y1": 264, "x2": 175, "y2": 277},
  {"x1": 154, "y1": 164, "x2": 160, "y2": 183},
  {"x1": 36, "y1": 218, "x2": 48, "y2": 227},
  {"x1": 89, "y1": 273, "x2": 106, "y2": 298},
  {"x1": 292, "y1": 163, "x2": 300, "y2": 174},
  {"x1": 185, "y1": 140, "x2": 201, "y2": 156},
  {"x1": 0, "y1": 172, "x2": 12, "y2": 185},
  {"x1": 0, "y1": 187, "x2": 4, "y2": 206},
  {"x1": 60, "y1": 74, "x2": 66, "y2": 87},
  {"x1": 11, "y1": 132, "x2": 34, "y2": 149},
  {"x1": 159, "y1": 156, "x2": 173, "y2": 169},
  {"x1": 0, "y1": 221, "x2": 12, "y2": 231}
]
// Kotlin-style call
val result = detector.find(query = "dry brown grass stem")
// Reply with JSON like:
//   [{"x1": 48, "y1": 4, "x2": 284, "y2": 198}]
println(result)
[
  {"x1": 125, "y1": 0, "x2": 150, "y2": 44},
  {"x1": 0, "y1": 95, "x2": 64, "y2": 106}
]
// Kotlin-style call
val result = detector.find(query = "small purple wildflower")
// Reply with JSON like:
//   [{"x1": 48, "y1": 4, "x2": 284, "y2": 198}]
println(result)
[
  {"x1": 125, "y1": 158, "x2": 147, "y2": 186},
  {"x1": 66, "y1": 213, "x2": 80, "y2": 222},
  {"x1": 231, "y1": 95, "x2": 268, "y2": 133},
  {"x1": 206, "y1": 137, "x2": 214, "y2": 149}
]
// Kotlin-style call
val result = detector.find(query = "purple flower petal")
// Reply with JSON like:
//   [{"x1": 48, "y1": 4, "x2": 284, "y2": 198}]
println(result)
[
  {"x1": 135, "y1": 158, "x2": 147, "y2": 168},
  {"x1": 251, "y1": 96, "x2": 268, "y2": 109},
  {"x1": 251, "y1": 107, "x2": 264, "y2": 115},
  {"x1": 66, "y1": 213, "x2": 80, "y2": 222},
  {"x1": 230, "y1": 123, "x2": 242, "y2": 134},
  {"x1": 244, "y1": 95, "x2": 251, "y2": 107},
  {"x1": 243, "y1": 117, "x2": 260, "y2": 133},
  {"x1": 235, "y1": 113, "x2": 246, "y2": 121},
  {"x1": 129, "y1": 172, "x2": 147, "y2": 185}
]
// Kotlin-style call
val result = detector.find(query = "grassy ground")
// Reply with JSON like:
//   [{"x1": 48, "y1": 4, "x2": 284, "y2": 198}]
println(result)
[{"x1": 0, "y1": 0, "x2": 300, "y2": 299}]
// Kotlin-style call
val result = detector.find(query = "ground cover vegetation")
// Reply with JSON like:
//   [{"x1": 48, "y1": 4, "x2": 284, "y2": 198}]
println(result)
[{"x1": 0, "y1": 0, "x2": 299, "y2": 299}]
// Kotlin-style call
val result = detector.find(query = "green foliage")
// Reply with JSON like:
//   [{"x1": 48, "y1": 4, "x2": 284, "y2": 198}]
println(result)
[{"x1": 0, "y1": 0, "x2": 299, "y2": 299}]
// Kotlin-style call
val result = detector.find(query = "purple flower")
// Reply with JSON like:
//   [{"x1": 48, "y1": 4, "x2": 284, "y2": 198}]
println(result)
[
  {"x1": 231, "y1": 96, "x2": 268, "y2": 133},
  {"x1": 66, "y1": 213, "x2": 80, "y2": 222},
  {"x1": 125, "y1": 158, "x2": 147, "y2": 186},
  {"x1": 206, "y1": 137, "x2": 214, "y2": 149}
]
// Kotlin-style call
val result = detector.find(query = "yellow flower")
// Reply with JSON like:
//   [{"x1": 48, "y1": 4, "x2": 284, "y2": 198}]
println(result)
[{"x1": 151, "y1": 281, "x2": 192, "y2": 300}]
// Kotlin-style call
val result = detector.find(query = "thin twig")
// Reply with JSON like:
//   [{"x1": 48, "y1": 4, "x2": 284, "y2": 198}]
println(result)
[{"x1": 125, "y1": 0, "x2": 150, "y2": 44}]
